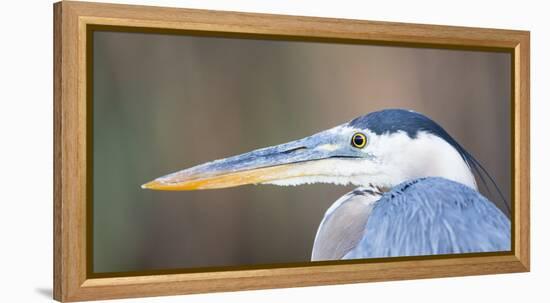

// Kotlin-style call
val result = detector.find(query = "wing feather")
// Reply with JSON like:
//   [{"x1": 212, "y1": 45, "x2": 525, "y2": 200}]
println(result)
[
  {"x1": 344, "y1": 177, "x2": 510, "y2": 259},
  {"x1": 311, "y1": 189, "x2": 379, "y2": 261}
]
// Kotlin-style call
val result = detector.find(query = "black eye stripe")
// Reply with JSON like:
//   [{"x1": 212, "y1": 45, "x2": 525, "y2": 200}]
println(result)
[{"x1": 351, "y1": 133, "x2": 367, "y2": 148}]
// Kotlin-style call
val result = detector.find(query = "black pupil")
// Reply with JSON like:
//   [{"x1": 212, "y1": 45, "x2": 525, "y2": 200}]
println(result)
[{"x1": 353, "y1": 135, "x2": 364, "y2": 146}]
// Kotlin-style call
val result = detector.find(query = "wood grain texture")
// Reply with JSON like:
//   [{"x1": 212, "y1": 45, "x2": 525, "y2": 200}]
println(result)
[
  {"x1": 515, "y1": 33, "x2": 530, "y2": 270},
  {"x1": 53, "y1": 1, "x2": 530, "y2": 301},
  {"x1": 53, "y1": 3, "x2": 62, "y2": 300}
]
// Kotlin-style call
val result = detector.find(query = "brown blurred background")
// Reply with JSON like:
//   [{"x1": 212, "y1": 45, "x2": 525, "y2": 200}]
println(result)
[{"x1": 93, "y1": 31, "x2": 511, "y2": 274}]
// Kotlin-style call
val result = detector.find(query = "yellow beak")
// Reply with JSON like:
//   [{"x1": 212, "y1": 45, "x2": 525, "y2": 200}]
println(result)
[{"x1": 141, "y1": 162, "x2": 312, "y2": 191}]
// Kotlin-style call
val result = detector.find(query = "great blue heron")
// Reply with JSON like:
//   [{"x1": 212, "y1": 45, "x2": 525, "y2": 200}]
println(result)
[{"x1": 142, "y1": 109, "x2": 510, "y2": 261}]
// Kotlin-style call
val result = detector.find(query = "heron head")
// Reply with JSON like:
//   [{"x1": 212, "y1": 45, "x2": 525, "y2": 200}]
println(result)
[{"x1": 142, "y1": 109, "x2": 477, "y2": 191}]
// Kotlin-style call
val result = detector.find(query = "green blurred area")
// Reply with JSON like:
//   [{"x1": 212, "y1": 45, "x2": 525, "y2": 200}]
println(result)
[{"x1": 93, "y1": 31, "x2": 511, "y2": 273}]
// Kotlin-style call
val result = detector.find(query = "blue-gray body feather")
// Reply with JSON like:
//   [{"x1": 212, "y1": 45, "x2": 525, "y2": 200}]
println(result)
[{"x1": 341, "y1": 177, "x2": 510, "y2": 259}]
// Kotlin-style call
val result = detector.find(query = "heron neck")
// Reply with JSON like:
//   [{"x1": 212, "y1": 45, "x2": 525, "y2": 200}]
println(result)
[{"x1": 377, "y1": 131, "x2": 478, "y2": 190}]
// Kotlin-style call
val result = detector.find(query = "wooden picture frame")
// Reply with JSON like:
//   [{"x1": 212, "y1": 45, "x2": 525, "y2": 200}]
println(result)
[{"x1": 53, "y1": 1, "x2": 530, "y2": 301}]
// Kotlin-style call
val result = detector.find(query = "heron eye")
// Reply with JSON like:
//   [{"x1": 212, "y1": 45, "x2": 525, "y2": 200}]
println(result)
[{"x1": 351, "y1": 133, "x2": 367, "y2": 148}]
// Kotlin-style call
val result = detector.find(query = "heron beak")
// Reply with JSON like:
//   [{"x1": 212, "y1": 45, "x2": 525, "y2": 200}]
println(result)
[
  {"x1": 141, "y1": 131, "x2": 357, "y2": 191},
  {"x1": 141, "y1": 161, "x2": 316, "y2": 191}
]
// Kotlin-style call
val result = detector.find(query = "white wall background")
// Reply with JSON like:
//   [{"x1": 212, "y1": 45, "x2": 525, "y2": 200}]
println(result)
[{"x1": 0, "y1": 0, "x2": 547, "y2": 302}]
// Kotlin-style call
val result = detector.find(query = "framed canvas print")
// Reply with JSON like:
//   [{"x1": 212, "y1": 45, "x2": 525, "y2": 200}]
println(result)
[{"x1": 53, "y1": 1, "x2": 530, "y2": 301}]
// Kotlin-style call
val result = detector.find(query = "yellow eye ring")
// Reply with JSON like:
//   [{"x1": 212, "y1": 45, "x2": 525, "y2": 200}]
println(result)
[{"x1": 351, "y1": 133, "x2": 367, "y2": 148}]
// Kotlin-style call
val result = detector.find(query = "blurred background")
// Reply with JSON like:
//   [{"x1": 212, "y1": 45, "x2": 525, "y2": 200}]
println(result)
[{"x1": 93, "y1": 31, "x2": 511, "y2": 274}]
